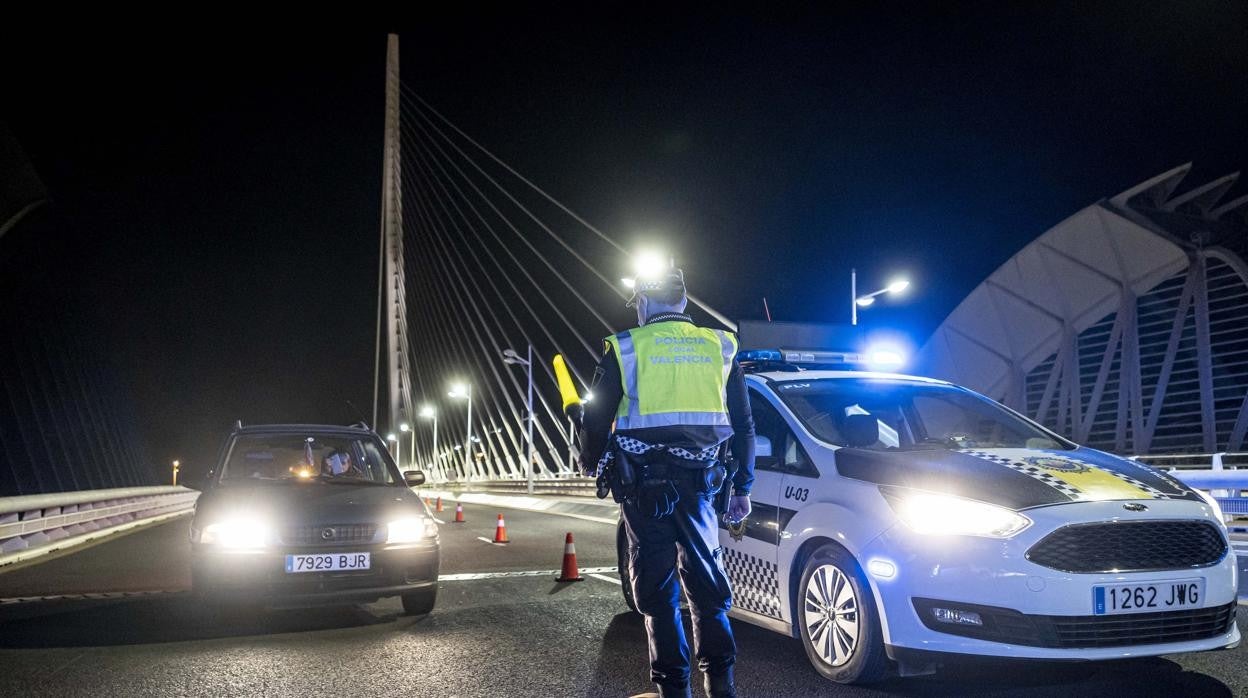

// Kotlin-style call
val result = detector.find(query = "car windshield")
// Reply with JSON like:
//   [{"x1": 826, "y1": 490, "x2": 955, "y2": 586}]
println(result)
[
  {"x1": 219, "y1": 433, "x2": 398, "y2": 485},
  {"x1": 773, "y1": 378, "x2": 1074, "y2": 451}
]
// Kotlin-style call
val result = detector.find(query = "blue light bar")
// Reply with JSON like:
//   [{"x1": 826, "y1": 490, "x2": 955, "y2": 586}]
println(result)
[{"x1": 737, "y1": 349, "x2": 784, "y2": 362}]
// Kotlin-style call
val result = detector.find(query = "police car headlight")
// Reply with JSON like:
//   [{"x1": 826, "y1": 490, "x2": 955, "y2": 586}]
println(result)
[
  {"x1": 387, "y1": 517, "x2": 436, "y2": 544},
  {"x1": 1195, "y1": 489, "x2": 1229, "y2": 527},
  {"x1": 882, "y1": 489, "x2": 1030, "y2": 538},
  {"x1": 200, "y1": 519, "x2": 271, "y2": 549}
]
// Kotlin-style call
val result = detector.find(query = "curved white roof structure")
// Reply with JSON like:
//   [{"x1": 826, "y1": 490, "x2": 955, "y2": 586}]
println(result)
[{"x1": 918, "y1": 165, "x2": 1248, "y2": 455}]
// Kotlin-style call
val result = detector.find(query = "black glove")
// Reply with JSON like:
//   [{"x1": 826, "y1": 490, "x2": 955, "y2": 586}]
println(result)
[{"x1": 639, "y1": 481, "x2": 679, "y2": 518}]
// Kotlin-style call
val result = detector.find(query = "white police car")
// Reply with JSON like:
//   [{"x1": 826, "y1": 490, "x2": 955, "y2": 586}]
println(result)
[{"x1": 619, "y1": 350, "x2": 1239, "y2": 684}]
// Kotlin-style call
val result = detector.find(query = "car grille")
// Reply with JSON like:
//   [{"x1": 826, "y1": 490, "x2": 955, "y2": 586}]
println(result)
[
  {"x1": 1025, "y1": 520, "x2": 1227, "y2": 573},
  {"x1": 913, "y1": 598, "x2": 1237, "y2": 648},
  {"x1": 281, "y1": 523, "x2": 380, "y2": 546}
]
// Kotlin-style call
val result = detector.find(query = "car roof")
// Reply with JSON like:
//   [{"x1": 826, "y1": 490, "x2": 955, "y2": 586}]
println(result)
[
  {"x1": 746, "y1": 369, "x2": 953, "y2": 385},
  {"x1": 232, "y1": 423, "x2": 378, "y2": 436}
]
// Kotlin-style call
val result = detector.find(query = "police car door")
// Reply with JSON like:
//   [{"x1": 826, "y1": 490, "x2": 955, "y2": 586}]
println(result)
[{"x1": 719, "y1": 386, "x2": 792, "y2": 622}]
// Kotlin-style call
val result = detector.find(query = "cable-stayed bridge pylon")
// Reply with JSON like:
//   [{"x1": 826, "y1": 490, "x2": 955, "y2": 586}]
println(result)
[{"x1": 372, "y1": 34, "x2": 732, "y2": 484}]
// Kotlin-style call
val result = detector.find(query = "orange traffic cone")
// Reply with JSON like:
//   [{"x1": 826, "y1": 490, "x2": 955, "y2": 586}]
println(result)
[
  {"x1": 435, "y1": 496, "x2": 444, "y2": 513},
  {"x1": 424, "y1": 497, "x2": 431, "y2": 507},
  {"x1": 556, "y1": 532, "x2": 584, "y2": 582},
  {"x1": 493, "y1": 513, "x2": 509, "y2": 543},
  {"x1": 453, "y1": 503, "x2": 465, "y2": 523}
]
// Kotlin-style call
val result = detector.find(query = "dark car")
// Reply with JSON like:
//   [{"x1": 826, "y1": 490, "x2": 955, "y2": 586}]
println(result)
[{"x1": 191, "y1": 423, "x2": 439, "y2": 615}]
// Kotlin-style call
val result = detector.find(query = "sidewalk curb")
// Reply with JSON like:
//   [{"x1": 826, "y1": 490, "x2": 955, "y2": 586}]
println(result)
[{"x1": 418, "y1": 489, "x2": 619, "y2": 526}]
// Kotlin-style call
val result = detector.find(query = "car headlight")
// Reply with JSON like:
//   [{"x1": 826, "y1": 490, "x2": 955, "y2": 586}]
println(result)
[
  {"x1": 1195, "y1": 489, "x2": 1229, "y2": 527},
  {"x1": 882, "y1": 488, "x2": 1031, "y2": 538},
  {"x1": 200, "y1": 519, "x2": 271, "y2": 549},
  {"x1": 387, "y1": 517, "x2": 437, "y2": 544}
]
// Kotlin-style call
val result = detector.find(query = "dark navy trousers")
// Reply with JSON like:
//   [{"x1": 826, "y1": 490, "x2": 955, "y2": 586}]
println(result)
[{"x1": 621, "y1": 469, "x2": 735, "y2": 693}]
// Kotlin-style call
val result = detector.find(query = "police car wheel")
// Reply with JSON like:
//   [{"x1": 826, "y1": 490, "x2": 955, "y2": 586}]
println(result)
[
  {"x1": 797, "y1": 544, "x2": 889, "y2": 684},
  {"x1": 616, "y1": 522, "x2": 639, "y2": 614},
  {"x1": 401, "y1": 586, "x2": 437, "y2": 616}
]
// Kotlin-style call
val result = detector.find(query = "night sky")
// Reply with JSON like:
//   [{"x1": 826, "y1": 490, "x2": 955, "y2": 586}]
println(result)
[{"x1": 4, "y1": 5, "x2": 1246, "y2": 480}]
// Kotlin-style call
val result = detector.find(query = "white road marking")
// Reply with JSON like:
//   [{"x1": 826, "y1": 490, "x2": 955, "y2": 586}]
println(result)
[
  {"x1": 588, "y1": 573, "x2": 621, "y2": 585},
  {"x1": 0, "y1": 589, "x2": 186, "y2": 606},
  {"x1": 476, "y1": 536, "x2": 508, "y2": 546},
  {"x1": 440, "y1": 566, "x2": 618, "y2": 582}
]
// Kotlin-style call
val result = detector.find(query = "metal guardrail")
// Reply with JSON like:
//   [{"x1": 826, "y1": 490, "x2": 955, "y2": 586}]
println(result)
[
  {"x1": 436, "y1": 478, "x2": 599, "y2": 497},
  {"x1": 1134, "y1": 453, "x2": 1248, "y2": 527},
  {"x1": 1134, "y1": 452, "x2": 1248, "y2": 470},
  {"x1": 0, "y1": 486, "x2": 199, "y2": 558}
]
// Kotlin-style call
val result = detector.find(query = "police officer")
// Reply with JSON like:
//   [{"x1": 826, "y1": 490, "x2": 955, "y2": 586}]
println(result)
[{"x1": 580, "y1": 263, "x2": 755, "y2": 698}]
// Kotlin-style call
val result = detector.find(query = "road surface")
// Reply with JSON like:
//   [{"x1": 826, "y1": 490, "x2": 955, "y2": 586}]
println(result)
[{"x1": 0, "y1": 502, "x2": 1244, "y2": 697}]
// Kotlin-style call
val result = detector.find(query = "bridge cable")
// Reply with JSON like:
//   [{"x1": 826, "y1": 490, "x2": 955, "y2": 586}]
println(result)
[
  {"x1": 401, "y1": 116, "x2": 596, "y2": 383},
  {"x1": 398, "y1": 111, "x2": 602, "y2": 370},
  {"x1": 402, "y1": 153, "x2": 572, "y2": 466}
]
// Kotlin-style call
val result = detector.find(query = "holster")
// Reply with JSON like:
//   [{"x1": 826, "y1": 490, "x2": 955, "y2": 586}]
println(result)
[
  {"x1": 715, "y1": 455, "x2": 737, "y2": 517},
  {"x1": 605, "y1": 446, "x2": 643, "y2": 503}
]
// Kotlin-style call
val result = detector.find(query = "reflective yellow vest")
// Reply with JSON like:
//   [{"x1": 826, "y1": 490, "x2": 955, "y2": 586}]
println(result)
[{"x1": 604, "y1": 322, "x2": 738, "y2": 436}]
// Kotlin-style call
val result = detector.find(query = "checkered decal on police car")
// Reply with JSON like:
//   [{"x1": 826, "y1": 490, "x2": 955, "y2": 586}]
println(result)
[
  {"x1": 722, "y1": 547, "x2": 781, "y2": 618},
  {"x1": 961, "y1": 450, "x2": 1085, "y2": 499},
  {"x1": 1102, "y1": 470, "x2": 1173, "y2": 499},
  {"x1": 960, "y1": 450, "x2": 1181, "y2": 501}
]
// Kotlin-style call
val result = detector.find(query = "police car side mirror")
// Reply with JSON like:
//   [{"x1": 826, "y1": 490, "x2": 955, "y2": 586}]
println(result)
[
  {"x1": 843, "y1": 414, "x2": 879, "y2": 448},
  {"x1": 403, "y1": 470, "x2": 426, "y2": 486}
]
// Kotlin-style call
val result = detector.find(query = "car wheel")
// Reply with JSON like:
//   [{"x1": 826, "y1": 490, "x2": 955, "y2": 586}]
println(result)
[
  {"x1": 616, "y1": 521, "x2": 639, "y2": 614},
  {"x1": 401, "y1": 586, "x2": 437, "y2": 616},
  {"x1": 796, "y1": 544, "x2": 889, "y2": 684}
]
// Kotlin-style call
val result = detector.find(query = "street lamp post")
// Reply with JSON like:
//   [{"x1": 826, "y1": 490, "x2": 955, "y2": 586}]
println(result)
[
  {"x1": 172, "y1": 460, "x2": 180, "y2": 486},
  {"x1": 502, "y1": 346, "x2": 535, "y2": 494},
  {"x1": 399, "y1": 421, "x2": 412, "y2": 470},
  {"x1": 419, "y1": 405, "x2": 438, "y2": 478},
  {"x1": 448, "y1": 383, "x2": 473, "y2": 480},
  {"x1": 852, "y1": 268, "x2": 911, "y2": 325},
  {"x1": 386, "y1": 433, "x2": 400, "y2": 467}
]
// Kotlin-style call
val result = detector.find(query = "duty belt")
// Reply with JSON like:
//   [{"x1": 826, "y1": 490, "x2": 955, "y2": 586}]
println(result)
[{"x1": 595, "y1": 434, "x2": 721, "y2": 476}]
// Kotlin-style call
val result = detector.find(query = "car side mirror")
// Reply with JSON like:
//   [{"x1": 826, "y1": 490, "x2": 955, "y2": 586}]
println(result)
[
  {"x1": 843, "y1": 414, "x2": 880, "y2": 448},
  {"x1": 403, "y1": 470, "x2": 426, "y2": 487}
]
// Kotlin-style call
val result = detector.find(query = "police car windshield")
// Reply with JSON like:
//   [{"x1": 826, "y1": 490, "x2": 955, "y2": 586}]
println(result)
[
  {"x1": 773, "y1": 378, "x2": 1074, "y2": 451},
  {"x1": 219, "y1": 434, "x2": 399, "y2": 485}
]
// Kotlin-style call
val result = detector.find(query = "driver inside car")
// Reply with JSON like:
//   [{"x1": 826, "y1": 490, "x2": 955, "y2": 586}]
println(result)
[{"x1": 322, "y1": 450, "x2": 362, "y2": 478}]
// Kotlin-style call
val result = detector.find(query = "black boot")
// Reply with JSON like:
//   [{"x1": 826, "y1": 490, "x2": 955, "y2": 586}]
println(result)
[
  {"x1": 704, "y1": 668, "x2": 736, "y2": 698},
  {"x1": 655, "y1": 682, "x2": 692, "y2": 698}
]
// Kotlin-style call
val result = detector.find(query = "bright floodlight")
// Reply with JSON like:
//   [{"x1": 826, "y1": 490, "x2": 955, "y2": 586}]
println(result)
[
  {"x1": 855, "y1": 296, "x2": 876, "y2": 307},
  {"x1": 621, "y1": 277, "x2": 636, "y2": 289},
  {"x1": 887, "y1": 279, "x2": 911, "y2": 294},
  {"x1": 448, "y1": 382, "x2": 469, "y2": 398},
  {"x1": 632, "y1": 250, "x2": 669, "y2": 281},
  {"x1": 419, "y1": 405, "x2": 435, "y2": 419},
  {"x1": 399, "y1": 422, "x2": 410, "y2": 432},
  {"x1": 583, "y1": 391, "x2": 595, "y2": 403},
  {"x1": 386, "y1": 433, "x2": 397, "y2": 442}
]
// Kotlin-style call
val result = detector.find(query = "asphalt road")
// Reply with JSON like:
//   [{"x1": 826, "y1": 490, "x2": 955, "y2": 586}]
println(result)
[{"x1": 0, "y1": 503, "x2": 1245, "y2": 697}]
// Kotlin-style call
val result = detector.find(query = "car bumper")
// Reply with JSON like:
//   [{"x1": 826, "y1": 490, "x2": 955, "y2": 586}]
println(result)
[
  {"x1": 191, "y1": 542, "x2": 439, "y2": 608},
  {"x1": 861, "y1": 500, "x2": 1240, "y2": 660}
]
